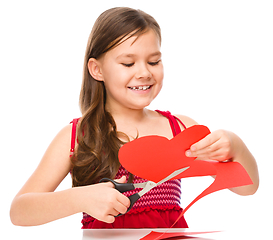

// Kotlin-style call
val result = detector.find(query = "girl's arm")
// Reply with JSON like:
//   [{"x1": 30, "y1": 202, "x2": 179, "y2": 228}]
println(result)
[
  {"x1": 175, "y1": 115, "x2": 259, "y2": 196},
  {"x1": 10, "y1": 125, "x2": 129, "y2": 226}
]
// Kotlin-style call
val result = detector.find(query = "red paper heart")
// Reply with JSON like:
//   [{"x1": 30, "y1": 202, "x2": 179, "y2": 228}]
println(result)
[{"x1": 118, "y1": 125, "x2": 211, "y2": 182}]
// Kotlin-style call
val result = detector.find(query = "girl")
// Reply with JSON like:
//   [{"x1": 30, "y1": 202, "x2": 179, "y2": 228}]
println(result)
[{"x1": 10, "y1": 7, "x2": 259, "y2": 229}]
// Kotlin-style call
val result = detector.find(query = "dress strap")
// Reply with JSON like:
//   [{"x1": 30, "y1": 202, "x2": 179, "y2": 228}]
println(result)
[
  {"x1": 173, "y1": 115, "x2": 187, "y2": 130},
  {"x1": 69, "y1": 118, "x2": 80, "y2": 157},
  {"x1": 155, "y1": 110, "x2": 186, "y2": 137}
]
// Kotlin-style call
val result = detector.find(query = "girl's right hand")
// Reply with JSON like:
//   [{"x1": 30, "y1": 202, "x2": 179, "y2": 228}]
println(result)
[{"x1": 76, "y1": 176, "x2": 130, "y2": 223}]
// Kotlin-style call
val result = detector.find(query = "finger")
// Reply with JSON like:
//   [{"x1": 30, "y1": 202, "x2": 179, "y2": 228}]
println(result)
[
  {"x1": 113, "y1": 199, "x2": 129, "y2": 215},
  {"x1": 117, "y1": 192, "x2": 131, "y2": 208},
  {"x1": 114, "y1": 176, "x2": 127, "y2": 184},
  {"x1": 194, "y1": 142, "x2": 220, "y2": 156},
  {"x1": 97, "y1": 206, "x2": 118, "y2": 223},
  {"x1": 190, "y1": 132, "x2": 220, "y2": 152},
  {"x1": 106, "y1": 192, "x2": 129, "y2": 216},
  {"x1": 100, "y1": 195, "x2": 128, "y2": 221},
  {"x1": 103, "y1": 214, "x2": 116, "y2": 224},
  {"x1": 195, "y1": 147, "x2": 229, "y2": 161},
  {"x1": 186, "y1": 141, "x2": 219, "y2": 158}
]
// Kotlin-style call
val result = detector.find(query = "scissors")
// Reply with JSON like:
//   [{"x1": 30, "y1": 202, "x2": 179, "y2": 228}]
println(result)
[{"x1": 99, "y1": 166, "x2": 189, "y2": 216}]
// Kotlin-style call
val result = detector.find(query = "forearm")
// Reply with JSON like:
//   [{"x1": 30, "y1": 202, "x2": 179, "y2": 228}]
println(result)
[
  {"x1": 229, "y1": 132, "x2": 259, "y2": 195},
  {"x1": 10, "y1": 187, "x2": 81, "y2": 226}
]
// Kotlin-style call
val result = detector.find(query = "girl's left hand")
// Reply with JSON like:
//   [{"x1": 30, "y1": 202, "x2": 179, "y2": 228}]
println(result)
[{"x1": 185, "y1": 130, "x2": 235, "y2": 162}]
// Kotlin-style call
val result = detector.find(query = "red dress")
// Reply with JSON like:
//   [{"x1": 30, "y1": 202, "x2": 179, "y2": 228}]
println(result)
[{"x1": 70, "y1": 110, "x2": 189, "y2": 229}]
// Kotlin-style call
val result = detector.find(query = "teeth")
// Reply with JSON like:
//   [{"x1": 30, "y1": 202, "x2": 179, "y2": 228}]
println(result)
[{"x1": 130, "y1": 86, "x2": 150, "y2": 90}]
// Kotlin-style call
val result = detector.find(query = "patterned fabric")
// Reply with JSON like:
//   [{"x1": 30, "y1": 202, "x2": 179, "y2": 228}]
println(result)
[{"x1": 114, "y1": 165, "x2": 181, "y2": 213}]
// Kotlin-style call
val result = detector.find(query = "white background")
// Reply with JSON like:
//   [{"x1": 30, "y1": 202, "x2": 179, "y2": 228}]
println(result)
[{"x1": 1, "y1": 0, "x2": 272, "y2": 239}]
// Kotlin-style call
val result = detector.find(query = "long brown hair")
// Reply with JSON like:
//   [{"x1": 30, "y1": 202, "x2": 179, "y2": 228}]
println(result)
[{"x1": 71, "y1": 7, "x2": 161, "y2": 187}]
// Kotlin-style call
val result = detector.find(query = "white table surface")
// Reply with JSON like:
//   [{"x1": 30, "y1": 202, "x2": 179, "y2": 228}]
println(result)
[
  {"x1": 6, "y1": 225, "x2": 267, "y2": 240},
  {"x1": 82, "y1": 228, "x2": 263, "y2": 240}
]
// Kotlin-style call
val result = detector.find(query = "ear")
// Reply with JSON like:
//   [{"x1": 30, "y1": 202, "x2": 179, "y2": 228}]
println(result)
[{"x1": 87, "y1": 58, "x2": 104, "y2": 81}]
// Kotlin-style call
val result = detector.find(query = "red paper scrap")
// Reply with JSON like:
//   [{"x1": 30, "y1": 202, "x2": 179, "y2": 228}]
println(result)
[{"x1": 140, "y1": 231, "x2": 221, "y2": 240}]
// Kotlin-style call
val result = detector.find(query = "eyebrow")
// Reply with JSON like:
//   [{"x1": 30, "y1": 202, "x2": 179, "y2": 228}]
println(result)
[{"x1": 116, "y1": 51, "x2": 162, "y2": 60}]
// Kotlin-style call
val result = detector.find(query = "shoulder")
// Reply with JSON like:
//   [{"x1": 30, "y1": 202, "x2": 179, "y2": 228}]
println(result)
[
  {"x1": 42, "y1": 123, "x2": 77, "y2": 160},
  {"x1": 57, "y1": 124, "x2": 73, "y2": 140},
  {"x1": 39, "y1": 124, "x2": 73, "y2": 175},
  {"x1": 173, "y1": 114, "x2": 199, "y2": 128},
  {"x1": 46, "y1": 124, "x2": 73, "y2": 156}
]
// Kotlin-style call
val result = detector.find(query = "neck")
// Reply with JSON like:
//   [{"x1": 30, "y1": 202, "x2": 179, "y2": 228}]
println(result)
[
  {"x1": 111, "y1": 107, "x2": 149, "y2": 123},
  {"x1": 105, "y1": 103, "x2": 149, "y2": 123}
]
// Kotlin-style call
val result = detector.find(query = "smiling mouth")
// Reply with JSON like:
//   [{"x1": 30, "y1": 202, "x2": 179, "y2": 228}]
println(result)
[{"x1": 128, "y1": 85, "x2": 152, "y2": 91}]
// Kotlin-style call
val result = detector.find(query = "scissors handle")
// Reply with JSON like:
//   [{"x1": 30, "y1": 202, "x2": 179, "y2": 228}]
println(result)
[
  {"x1": 99, "y1": 178, "x2": 141, "y2": 217},
  {"x1": 99, "y1": 178, "x2": 136, "y2": 193}
]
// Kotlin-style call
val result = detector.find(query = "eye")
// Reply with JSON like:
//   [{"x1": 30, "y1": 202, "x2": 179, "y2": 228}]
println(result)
[
  {"x1": 148, "y1": 60, "x2": 161, "y2": 66},
  {"x1": 122, "y1": 63, "x2": 134, "y2": 67}
]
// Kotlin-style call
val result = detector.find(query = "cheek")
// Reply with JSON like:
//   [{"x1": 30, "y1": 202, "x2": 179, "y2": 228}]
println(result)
[
  {"x1": 161, "y1": 68, "x2": 164, "y2": 82},
  {"x1": 112, "y1": 64, "x2": 134, "y2": 81},
  {"x1": 155, "y1": 66, "x2": 164, "y2": 84},
  {"x1": 154, "y1": 68, "x2": 164, "y2": 96},
  {"x1": 103, "y1": 65, "x2": 128, "y2": 86},
  {"x1": 118, "y1": 70, "x2": 133, "y2": 82}
]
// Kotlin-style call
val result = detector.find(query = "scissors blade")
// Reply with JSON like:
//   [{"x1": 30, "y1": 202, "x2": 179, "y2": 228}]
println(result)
[
  {"x1": 138, "y1": 181, "x2": 157, "y2": 197},
  {"x1": 138, "y1": 166, "x2": 190, "y2": 197},
  {"x1": 156, "y1": 166, "x2": 190, "y2": 186}
]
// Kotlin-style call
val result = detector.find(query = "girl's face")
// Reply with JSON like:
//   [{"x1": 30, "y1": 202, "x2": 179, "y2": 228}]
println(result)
[{"x1": 95, "y1": 30, "x2": 163, "y2": 113}]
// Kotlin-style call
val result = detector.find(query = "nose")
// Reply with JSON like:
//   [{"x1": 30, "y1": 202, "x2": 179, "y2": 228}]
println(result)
[{"x1": 135, "y1": 63, "x2": 152, "y2": 80}]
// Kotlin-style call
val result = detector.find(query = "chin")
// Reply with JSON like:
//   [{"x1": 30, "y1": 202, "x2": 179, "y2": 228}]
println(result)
[{"x1": 129, "y1": 102, "x2": 152, "y2": 110}]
